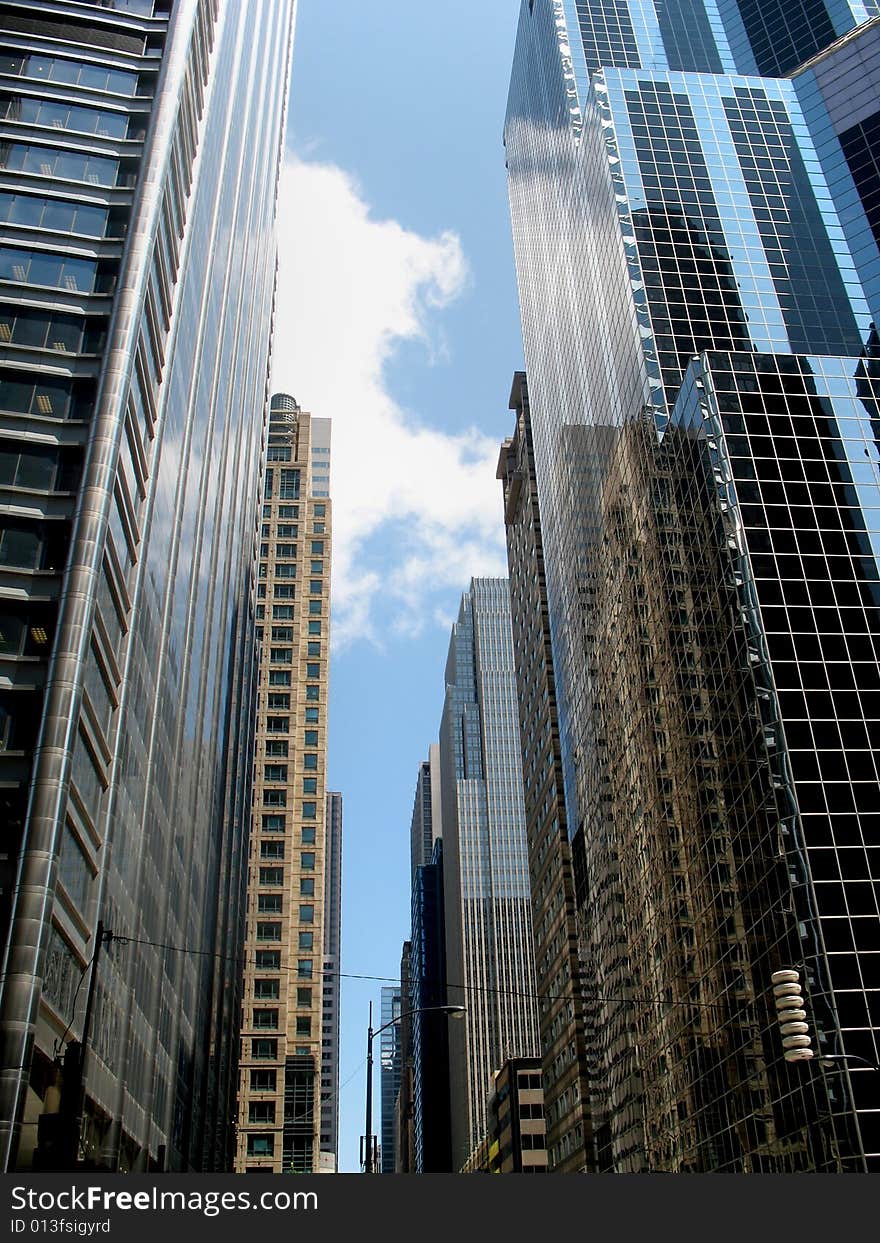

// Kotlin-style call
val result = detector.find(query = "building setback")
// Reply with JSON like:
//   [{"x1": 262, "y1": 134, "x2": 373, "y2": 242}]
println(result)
[
  {"x1": 439, "y1": 578, "x2": 540, "y2": 1171},
  {"x1": 496, "y1": 373, "x2": 593, "y2": 1173},
  {"x1": 505, "y1": 0, "x2": 880, "y2": 1170},
  {"x1": 235, "y1": 395, "x2": 333, "y2": 1174},
  {"x1": 0, "y1": 0, "x2": 294, "y2": 1172}
]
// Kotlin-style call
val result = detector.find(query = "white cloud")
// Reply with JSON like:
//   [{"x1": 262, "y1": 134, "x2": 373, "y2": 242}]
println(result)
[{"x1": 271, "y1": 155, "x2": 508, "y2": 647}]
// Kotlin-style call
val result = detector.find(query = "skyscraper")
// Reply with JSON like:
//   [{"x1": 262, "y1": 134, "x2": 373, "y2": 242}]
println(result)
[
  {"x1": 378, "y1": 983, "x2": 401, "y2": 1175},
  {"x1": 439, "y1": 578, "x2": 540, "y2": 1171},
  {"x1": 235, "y1": 394, "x2": 333, "y2": 1175},
  {"x1": 410, "y1": 838, "x2": 453, "y2": 1173},
  {"x1": 505, "y1": 0, "x2": 880, "y2": 1170},
  {"x1": 0, "y1": 0, "x2": 294, "y2": 1172},
  {"x1": 319, "y1": 789, "x2": 342, "y2": 1172},
  {"x1": 409, "y1": 743, "x2": 441, "y2": 884}
]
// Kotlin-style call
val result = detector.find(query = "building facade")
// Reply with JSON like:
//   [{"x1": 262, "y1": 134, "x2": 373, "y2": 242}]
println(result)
[
  {"x1": 0, "y1": 0, "x2": 294, "y2": 1172},
  {"x1": 505, "y1": 0, "x2": 880, "y2": 1170},
  {"x1": 235, "y1": 394, "x2": 333, "y2": 1175},
  {"x1": 319, "y1": 789, "x2": 342, "y2": 1171},
  {"x1": 496, "y1": 373, "x2": 593, "y2": 1173},
  {"x1": 462, "y1": 1057, "x2": 548, "y2": 1174},
  {"x1": 439, "y1": 578, "x2": 540, "y2": 1171},
  {"x1": 410, "y1": 837, "x2": 453, "y2": 1173},
  {"x1": 409, "y1": 743, "x2": 441, "y2": 884}
]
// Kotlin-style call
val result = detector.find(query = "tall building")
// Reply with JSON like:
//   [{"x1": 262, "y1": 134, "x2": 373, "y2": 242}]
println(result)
[
  {"x1": 439, "y1": 577, "x2": 540, "y2": 1171},
  {"x1": 394, "y1": 939, "x2": 415, "y2": 1173},
  {"x1": 235, "y1": 394, "x2": 333, "y2": 1174},
  {"x1": 505, "y1": 0, "x2": 880, "y2": 1170},
  {"x1": 409, "y1": 743, "x2": 441, "y2": 884},
  {"x1": 378, "y1": 983, "x2": 401, "y2": 1175},
  {"x1": 410, "y1": 838, "x2": 453, "y2": 1172},
  {"x1": 0, "y1": 0, "x2": 294, "y2": 1172},
  {"x1": 319, "y1": 789, "x2": 342, "y2": 1171},
  {"x1": 460, "y1": 1057, "x2": 547, "y2": 1174},
  {"x1": 496, "y1": 373, "x2": 593, "y2": 1173}
]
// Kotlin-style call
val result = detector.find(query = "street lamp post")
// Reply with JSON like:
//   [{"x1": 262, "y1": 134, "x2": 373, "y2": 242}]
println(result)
[{"x1": 362, "y1": 1002, "x2": 465, "y2": 1173}]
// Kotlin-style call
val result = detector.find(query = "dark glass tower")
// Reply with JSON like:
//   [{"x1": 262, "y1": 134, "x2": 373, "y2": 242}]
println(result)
[
  {"x1": 0, "y1": 0, "x2": 294, "y2": 1171},
  {"x1": 505, "y1": 0, "x2": 880, "y2": 1170}
]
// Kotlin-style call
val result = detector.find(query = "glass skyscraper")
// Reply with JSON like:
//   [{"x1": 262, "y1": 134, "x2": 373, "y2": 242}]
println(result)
[
  {"x1": 378, "y1": 983, "x2": 402, "y2": 1175},
  {"x1": 439, "y1": 578, "x2": 540, "y2": 1171},
  {"x1": 506, "y1": 0, "x2": 880, "y2": 1170},
  {"x1": 0, "y1": 0, "x2": 294, "y2": 1171}
]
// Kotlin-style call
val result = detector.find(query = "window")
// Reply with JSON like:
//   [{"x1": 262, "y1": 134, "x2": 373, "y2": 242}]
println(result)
[
  {"x1": 261, "y1": 814, "x2": 285, "y2": 833},
  {"x1": 310, "y1": 562, "x2": 323, "y2": 575},
  {"x1": 301, "y1": 828, "x2": 316, "y2": 844},
  {"x1": 268, "y1": 670, "x2": 291, "y2": 687},
  {"x1": 279, "y1": 469, "x2": 299, "y2": 499},
  {"x1": 308, "y1": 621, "x2": 321, "y2": 635},
  {"x1": 264, "y1": 739, "x2": 287, "y2": 757},
  {"x1": 309, "y1": 580, "x2": 322, "y2": 595},
  {"x1": 266, "y1": 716, "x2": 288, "y2": 733},
  {"x1": 314, "y1": 504, "x2": 325, "y2": 517},
  {"x1": 297, "y1": 987, "x2": 312, "y2": 1007},
  {"x1": 255, "y1": 950, "x2": 281, "y2": 969},
  {"x1": 305, "y1": 708, "x2": 319, "y2": 723},
  {"x1": 297, "y1": 960, "x2": 312, "y2": 978},
  {"x1": 250, "y1": 1069, "x2": 276, "y2": 1092},
  {"x1": 272, "y1": 627, "x2": 294, "y2": 642},
  {"x1": 274, "y1": 584, "x2": 294, "y2": 599},
  {"x1": 276, "y1": 543, "x2": 297, "y2": 558},
  {"x1": 301, "y1": 852, "x2": 315, "y2": 870},
  {"x1": 306, "y1": 662, "x2": 320, "y2": 678},
  {"x1": 302, "y1": 802, "x2": 317, "y2": 819},
  {"x1": 264, "y1": 764, "x2": 287, "y2": 782},
  {"x1": 307, "y1": 642, "x2": 320, "y2": 657},
  {"x1": 299, "y1": 905, "x2": 314, "y2": 923},
  {"x1": 275, "y1": 563, "x2": 296, "y2": 579},
  {"x1": 270, "y1": 647, "x2": 292, "y2": 663},
  {"x1": 267, "y1": 693, "x2": 289, "y2": 710},
  {"x1": 308, "y1": 601, "x2": 322, "y2": 615},
  {"x1": 267, "y1": 446, "x2": 290, "y2": 462},
  {"x1": 278, "y1": 505, "x2": 298, "y2": 518},
  {"x1": 252, "y1": 1038, "x2": 277, "y2": 1060},
  {"x1": 253, "y1": 1008, "x2": 279, "y2": 1029},
  {"x1": 272, "y1": 606, "x2": 294, "y2": 620},
  {"x1": 311, "y1": 541, "x2": 324, "y2": 555},
  {"x1": 313, "y1": 523, "x2": 325, "y2": 533},
  {"x1": 296, "y1": 1017, "x2": 312, "y2": 1037},
  {"x1": 257, "y1": 895, "x2": 282, "y2": 914},
  {"x1": 306, "y1": 685, "x2": 319, "y2": 701},
  {"x1": 259, "y1": 867, "x2": 283, "y2": 886},
  {"x1": 246, "y1": 1134, "x2": 274, "y2": 1156},
  {"x1": 300, "y1": 877, "x2": 314, "y2": 896},
  {"x1": 304, "y1": 753, "x2": 318, "y2": 770},
  {"x1": 303, "y1": 778, "x2": 317, "y2": 795},
  {"x1": 298, "y1": 931, "x2": 313, "y2": 950},
  {"x1": 262, "y1": 790, "x2": 286, "y2": 808},
  {"x1": 256, "y1": 922, "x2": 281, "y2": 942},
  {"x1": 304, "y1": 730, "x2": 318, "y2": 746},
  {"x1": 277, "y1": 524, "x2": 297, "y2": 538},
  {"x1": 260, "y1": 842, "x2": 284, "y2": 861},
  {"x1": 254, "y1": 979, "x2": 279, "y2": 999}
]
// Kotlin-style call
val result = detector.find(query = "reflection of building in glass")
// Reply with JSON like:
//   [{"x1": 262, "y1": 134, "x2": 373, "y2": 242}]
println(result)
[
  {"x1": 439, "y1": 578, "x2": 540, "y2": 1171},
  {"x1": 0, "y1": 0, "x2": 294, "y2": 1172},
  {"x1": 235, "y1": 396, "x2": 333, "y2": 1174},
  {"x1": 379, "y1": 984, "x2": 402, "y2": 1175},
  {"x1": 506, "y1": 0, "x2": 880, "y2": 1171},
  {"x1": 497, "y1": 374, "x2": 593, "y2": 1173}
]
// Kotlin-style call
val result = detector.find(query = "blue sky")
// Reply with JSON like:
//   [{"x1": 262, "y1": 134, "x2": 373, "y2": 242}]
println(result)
[{"x1": 272, "y1": 0, "x2": 524, "y2": 1172}]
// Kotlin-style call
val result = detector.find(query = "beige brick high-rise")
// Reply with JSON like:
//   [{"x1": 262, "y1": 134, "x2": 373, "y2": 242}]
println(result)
[{"x1": 235, "y1": 393, "x2": 332, "y2": 1173}]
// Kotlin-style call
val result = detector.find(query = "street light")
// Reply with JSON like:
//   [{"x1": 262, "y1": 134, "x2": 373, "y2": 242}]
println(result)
[{"x1": 361, "y1": 1001, "x2": 465, "y2": 1173}]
